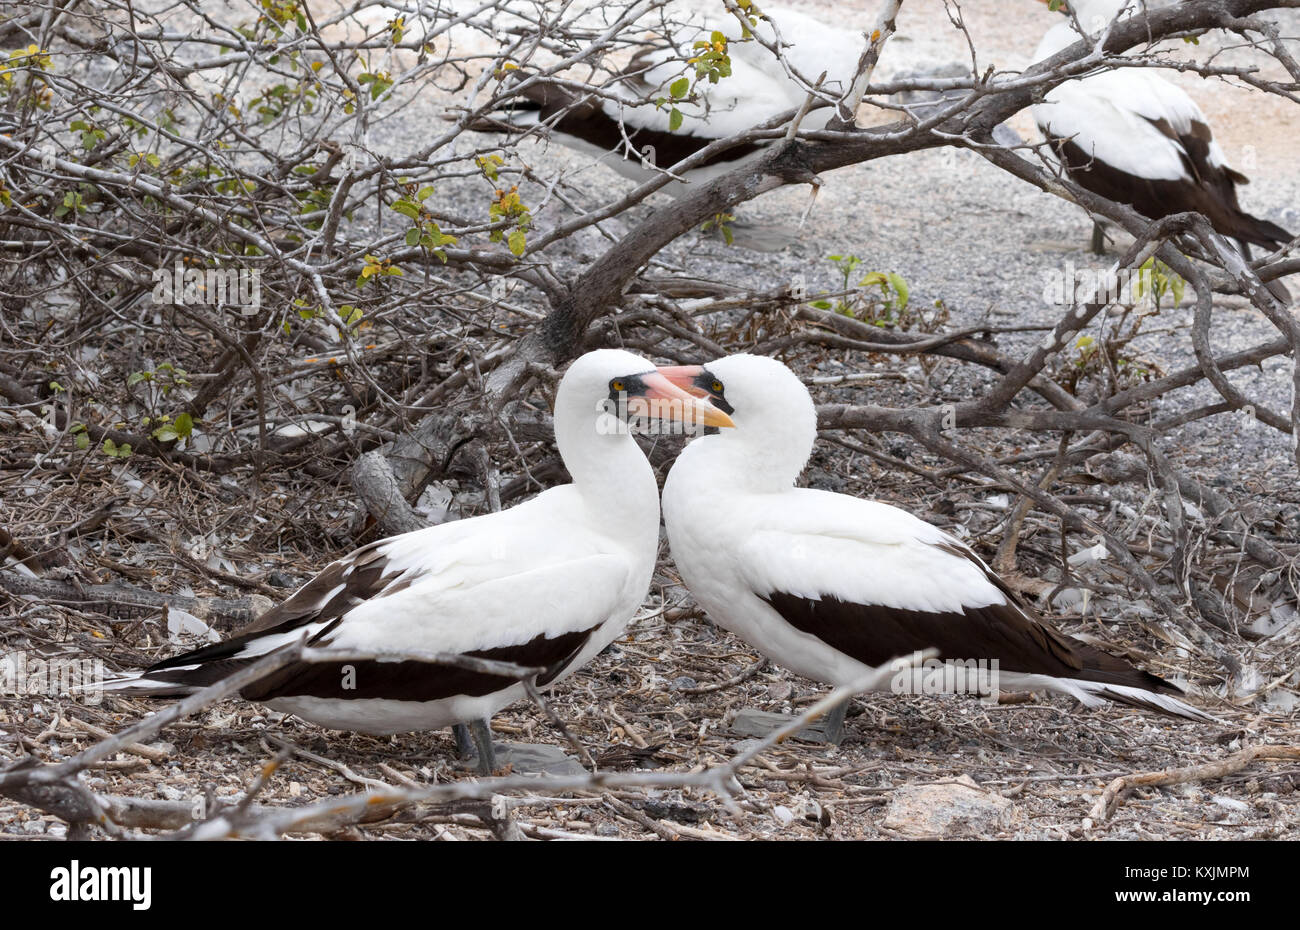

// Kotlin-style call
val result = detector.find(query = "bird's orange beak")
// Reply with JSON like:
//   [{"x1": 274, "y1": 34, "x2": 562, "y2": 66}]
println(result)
[{"x1": 624, "y1": 371, "x2": 734, "y2": 429}]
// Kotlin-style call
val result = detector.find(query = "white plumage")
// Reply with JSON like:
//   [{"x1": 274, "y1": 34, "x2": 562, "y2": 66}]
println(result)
[
  {"x1": 103, "y1": 349, "x2": 733, "y2": 748},
  {"x1": 1032, "y1": 0, "x2": 1230, "y2": 182},
  {"x1": 660, "y1": 353, "x2": 1217, "y2": 724},
  {"x1": 1030, "y1": 0, "x2": 1290, "y2": 257},
  {"x1": 496, "y1": 5, "x2": 866, "y2": 184}
]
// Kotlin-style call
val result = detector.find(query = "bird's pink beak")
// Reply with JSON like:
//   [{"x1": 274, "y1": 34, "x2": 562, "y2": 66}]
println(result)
[
  {"x1": 655, "y1": 365, "x2": 711, "y2": 398},
  {"x1": 625, "y1": 371, "x2": 734, "y2": 429}
]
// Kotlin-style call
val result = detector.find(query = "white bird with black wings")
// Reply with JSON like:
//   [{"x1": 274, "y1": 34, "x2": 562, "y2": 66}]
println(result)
[
  {"x1": 492, "y1": 5, "x2": 865, "y2": 186},
  {"x1": 1032, "y1": 0, "x2": 1291, "y2": 261},
  {"x1": 103, "y1": 349, "x2": 734, "y2": 770},
  {"x1": 658, "y1": 354, "x2": 1217, "y2": 738}
]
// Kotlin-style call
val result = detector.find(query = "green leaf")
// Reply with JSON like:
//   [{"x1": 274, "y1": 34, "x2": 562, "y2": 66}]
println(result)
[
  {"x1": 887, "y1": 272, "x2": 910, "y2": 310},
  {"x1": 669, "y1": 77, "x2": 690, "y2": 99},
  {"x1": 668, "y1": 108, "x2": 683, "y2": 132},
  {"x1": 173, "y1": 412, "x2": 194, "y2": 439},
  {"x1": 405, "y1": 228, "x2": 421, "y2": 246},
  {"x1": 1170, "y1": 274, "x2": 1185, "y2": 304},
  {"x1": 102, "y1": 438, "x2": 131, "y2": 458},
  {"x1": 507, "y1": 228, "x2": 526, "y2": 257},
  {"x1": 390, "y1": 200, "x2": 420, "y2": 219}
]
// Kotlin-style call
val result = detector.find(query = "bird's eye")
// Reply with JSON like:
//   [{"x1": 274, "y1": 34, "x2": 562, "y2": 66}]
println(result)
[
  {"x1": 710, "y1": 380, "x2": 724, "y2": 394},
  {"x1": 610, "y1": 379, "x2": 626, "y2": 393}
]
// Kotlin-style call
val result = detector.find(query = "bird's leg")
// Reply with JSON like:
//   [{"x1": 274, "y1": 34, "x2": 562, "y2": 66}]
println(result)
[
  {"x1": 469, "y1": 718, "x2": 496, "y2": 776},
  {"x1": 821, "y1": 697, "x2": 851, "y2": 746},
  {"x1": 1090, "y1": 222, "x2": 1109, "y2": 255},
  {"x1": 452, "y1": 722, "x2": 474, "y2": 759}
]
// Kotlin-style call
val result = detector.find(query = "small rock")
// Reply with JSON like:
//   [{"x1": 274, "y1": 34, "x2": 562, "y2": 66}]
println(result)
[
  {"x1": 773, "y1": 805, "x2": 796, "y2": 826},
  {"x1": 882, "y1": 774, "x2": 1014, "y2": 838},
  {"x1": 798, "y1": 799, "x2": 831, "y2": 828},
  {"x1": 730, "y1": 707, "x2": 841, "y2": 744},
  {"x1": 492, "y1": 742, "x2": 586, "y2": 777},
  {"x1": 1212, "y1": 795, "x2": 1250, "y2": 813},
  {"x1": 595, "y1": 822, "x2": 620, "y2": 837},
  {"x1": 670, "y1": 676, "x2": 698, "y2": 691},
  {"x1": 766, "y1": 681, "x2": 793, "y2": 703}
]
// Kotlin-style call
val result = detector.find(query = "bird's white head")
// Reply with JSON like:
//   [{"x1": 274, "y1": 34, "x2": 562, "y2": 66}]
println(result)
[
  {"x1": 1037, "y1": 0, "x2": 1150, "y2": 30},
  {"x1": 1034, "y1": 0, "x2": 1149, "y2": 60},
  {"x1": 553, "y1": 349, "x2": 734, "y2": 486},
  {"x1": 658, "y1": 353, "x2": 817, "y2": 491}
]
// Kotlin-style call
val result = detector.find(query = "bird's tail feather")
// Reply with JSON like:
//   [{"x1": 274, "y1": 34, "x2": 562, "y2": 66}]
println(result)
[
  {"x1": 98, "y1": 670, "x2": 199, "y2": 697},
  {"x1": 1237, "y1": 213, "x2": 1294, "y2": 253},
  {"x1": 995, "y1": 669, "x2": 1220, "y2": 723},
  {"x1": 1051, "y1": 676, "x2": 1220, "y2": 724},
  {"x1": 464, "y1": 105, "x2": 541, "y2": 134}
]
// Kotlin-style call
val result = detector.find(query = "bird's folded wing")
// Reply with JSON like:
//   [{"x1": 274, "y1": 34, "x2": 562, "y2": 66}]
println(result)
[
  {"x1": 1074, "y1": 69, "x2": 1210, "y2": 138},
  {"x1": 736, "y1": 525, "x2": 1005, "y2": 617},
  {"x1": 1037, "y1": 82, "x2": 1192, "y2": 182},
  {"x1": 239, "y1": 552, "x2": 635, "y2": 703},
  {"x1": 737, "y1": 528, "x2": 1086, "y2": 677},
  {"x1": 601, "y1": 53, "x2": 800, "y2": 141},
  {"x1": 149, "y1": 509, "x2": 632, "y2": 674},
  {"x1": 323, "y1": 551, "x2": 636, "y2": 657}
]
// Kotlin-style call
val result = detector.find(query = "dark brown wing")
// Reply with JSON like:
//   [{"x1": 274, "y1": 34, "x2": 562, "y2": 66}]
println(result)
[
  {"x1": 142, "y1": 540, "x2": 405, "y2": 685},
  {"x1": 240, "y1": 626, "x2": 599, "y2": 703},
  {"x1": 762, "y1": 539, "x2": 1176, "y2": 695},
  {"x1": 1050, "y1": 127, "x2": 1291, "y2": 253}
]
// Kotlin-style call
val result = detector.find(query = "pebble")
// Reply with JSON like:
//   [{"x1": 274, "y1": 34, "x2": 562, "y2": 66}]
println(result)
[{"x1": 882, "y1": 774, "x2": 1015, "y2": 838}]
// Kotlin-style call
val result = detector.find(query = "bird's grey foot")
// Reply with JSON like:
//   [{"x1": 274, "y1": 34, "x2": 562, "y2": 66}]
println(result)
[
  {"x1": 709, "y1": 217, "x2": 800, "y2": 253},
  {"x1": 452, "y1": 722, "x2": 474, "y2": 760},
  {"x1": 1090, "y1": 222, "x2": 1110, "y2": 255},
  {"x1": 821, "y1": 697, "x2": 850, "y2": 746},
  {"x1": 470, "y1": 718, "x2": 496, "y2": 775}
]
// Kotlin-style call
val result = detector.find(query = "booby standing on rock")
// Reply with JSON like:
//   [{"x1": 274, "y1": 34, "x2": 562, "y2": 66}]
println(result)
[
  {"x1": 102, "y1": 349, "x2": 735, "y2": 772},
  {"x1": 659, "y1": 353, "x2": 1217, "y2": 741},
  {"x1": 1032, "y1": 0, "x2": 1293, "y2": 260}
]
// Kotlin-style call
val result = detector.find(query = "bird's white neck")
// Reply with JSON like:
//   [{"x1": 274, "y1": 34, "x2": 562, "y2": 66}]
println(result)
[
  {"x1": 671, "y1": 429, "x2": 812, "y2": 497},
  {"x1": 1035, "y1": 0, "x2": 1135, "y2": 62},
  {"x1": 553, "y1": 400, "x2": 660, "y2": 535}
]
